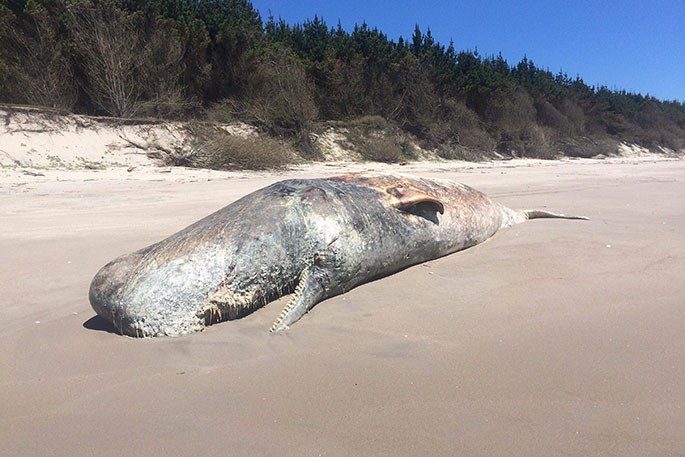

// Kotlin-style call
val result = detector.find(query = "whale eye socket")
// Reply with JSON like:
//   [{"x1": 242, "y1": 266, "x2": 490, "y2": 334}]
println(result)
[{"x1": 399, "y1": 200, "x2": 443, "y2": 225}]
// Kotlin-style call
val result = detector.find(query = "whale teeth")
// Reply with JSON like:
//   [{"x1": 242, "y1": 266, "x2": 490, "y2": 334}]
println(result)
[{"x1": 269, "y1": 269, "x2": 309, "y2": 332}]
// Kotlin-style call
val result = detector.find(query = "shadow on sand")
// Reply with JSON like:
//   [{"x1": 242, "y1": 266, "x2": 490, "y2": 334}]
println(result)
[{"x1": 83, "y1": 315, "x2": 119, "y2": 334}]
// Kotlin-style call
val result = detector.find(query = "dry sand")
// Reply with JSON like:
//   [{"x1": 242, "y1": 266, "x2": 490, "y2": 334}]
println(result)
[{"x1": 1, "y1": 159, "x2": 684, "y2": 456}]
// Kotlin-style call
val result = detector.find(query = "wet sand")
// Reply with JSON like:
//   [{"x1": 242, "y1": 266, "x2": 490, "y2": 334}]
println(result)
[{"x1": 1, "y1": 160, "x2": 684, "y2": 456}]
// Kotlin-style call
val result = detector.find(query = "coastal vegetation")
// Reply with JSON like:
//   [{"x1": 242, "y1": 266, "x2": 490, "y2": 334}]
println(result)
[{"x1": 1, "y1": 0, "x2": 683, "y2": 167}]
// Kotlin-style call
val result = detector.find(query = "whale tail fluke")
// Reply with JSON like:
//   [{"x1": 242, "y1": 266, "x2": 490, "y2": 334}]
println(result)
[
  {"x1": 523, "y1": 210, "x2": 589, "y2": 221},
  {"x1": 499, "y1": 205, "x2": 589, "y2": 228}
]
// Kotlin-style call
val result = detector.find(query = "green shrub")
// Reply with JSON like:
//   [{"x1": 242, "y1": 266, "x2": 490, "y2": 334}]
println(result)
[
  {"x1": 243, "y1": 47, "x2": 318, "y2": 133},
  {"x1": 521, "y1": 125, "x2": 558, "y2": 159}
]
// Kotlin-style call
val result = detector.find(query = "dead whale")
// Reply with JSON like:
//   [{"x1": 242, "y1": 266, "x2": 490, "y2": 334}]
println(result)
[{"x1": 89, "y1": 173, "x2": 588, "y2": 336}]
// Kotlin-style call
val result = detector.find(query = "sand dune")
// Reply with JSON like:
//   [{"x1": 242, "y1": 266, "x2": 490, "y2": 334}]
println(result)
[{"x1": 1, "y1": 159, "x2": 683, "y2": 456}]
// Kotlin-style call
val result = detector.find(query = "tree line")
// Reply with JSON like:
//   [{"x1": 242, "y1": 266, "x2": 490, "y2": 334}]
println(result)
[{"x1": 1, "y1": 0, "x2": 684, "y2": 158}]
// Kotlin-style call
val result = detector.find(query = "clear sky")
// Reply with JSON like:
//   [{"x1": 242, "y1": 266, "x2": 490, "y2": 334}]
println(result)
[{"x1": 251, "y1": 0, "x2": 685, "y2": 102}]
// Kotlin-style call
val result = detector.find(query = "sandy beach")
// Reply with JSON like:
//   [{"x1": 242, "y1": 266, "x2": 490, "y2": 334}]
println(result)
[{"x1": 1, "y1": 158, "x2": 683, "y2": 456}]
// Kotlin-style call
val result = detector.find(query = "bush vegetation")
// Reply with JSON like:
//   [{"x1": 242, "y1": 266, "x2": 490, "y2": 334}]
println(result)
[
  {"x1": 186, "y1": 128, "x2": 295, "y2": 170},
  {"x1": 355, "y1": 136, "x2": 405, "y2": 163},
  {"x1": 1, "y1": 0, "x2": 683, "y2": 164}
]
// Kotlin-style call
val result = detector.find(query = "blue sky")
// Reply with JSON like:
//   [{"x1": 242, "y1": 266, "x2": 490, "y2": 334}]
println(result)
[{"x1": 251, "y1": 0, "x2": 685, "y2": 102}]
